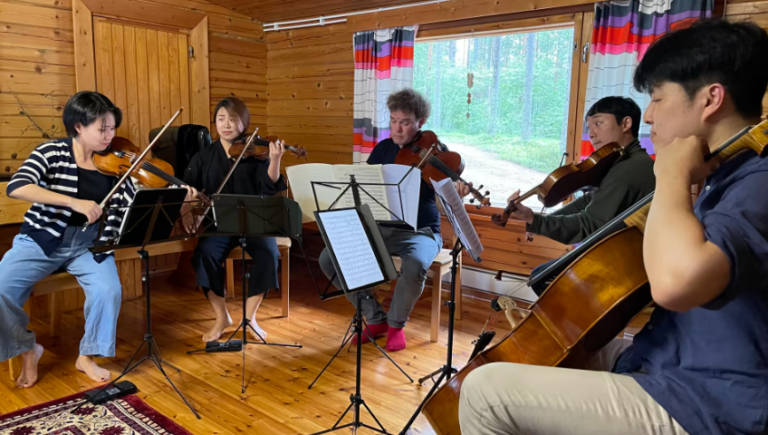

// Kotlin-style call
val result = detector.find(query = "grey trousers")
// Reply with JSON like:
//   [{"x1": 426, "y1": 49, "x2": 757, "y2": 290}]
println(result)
[
  {"x1": 318, "y1": 227, "x2": 442, "y2": 329},
  {"x1": 459, "y1": 339, "x2": 689, "y2": 435}
]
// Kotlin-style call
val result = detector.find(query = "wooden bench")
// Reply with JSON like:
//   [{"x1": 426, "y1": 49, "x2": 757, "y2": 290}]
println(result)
[
  {"x1": 0, "y1": 181, "x2": 198, "y2": 380},
  {"x1": 390, "y1": 248, "x2": 462, "y2": 343},
  {"x1": 225, "y1": 237, "x2": 292, "y2": 317}
]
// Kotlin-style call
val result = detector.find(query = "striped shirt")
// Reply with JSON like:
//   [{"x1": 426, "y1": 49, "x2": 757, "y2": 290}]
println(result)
[{"x1": 6, "y1": 138, "x2": 135, "y2": 262}]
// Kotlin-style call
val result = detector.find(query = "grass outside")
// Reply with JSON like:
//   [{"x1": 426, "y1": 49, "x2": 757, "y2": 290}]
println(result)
[{"x1": 440, "y1": 132, "x2": 564, "y2": 173}]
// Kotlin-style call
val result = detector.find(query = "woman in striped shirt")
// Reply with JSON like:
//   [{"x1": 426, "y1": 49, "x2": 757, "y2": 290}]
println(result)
[{"x1": 0, "y1": 91, "x2": 132, "y2": 388}]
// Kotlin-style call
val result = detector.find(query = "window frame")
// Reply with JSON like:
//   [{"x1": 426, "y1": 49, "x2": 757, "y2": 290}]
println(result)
[{"x1": 415, "y1": 11, "x2": 594, "y2": 218}]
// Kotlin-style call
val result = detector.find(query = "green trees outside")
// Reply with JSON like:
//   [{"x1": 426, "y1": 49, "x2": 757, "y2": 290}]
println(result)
[{"x1": 414, "y1": 28, "x2": 574, "y2": 173}]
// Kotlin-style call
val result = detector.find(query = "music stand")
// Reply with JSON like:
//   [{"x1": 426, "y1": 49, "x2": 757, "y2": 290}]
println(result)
[
  {"x1": 308, "y1": 175, "x2": 412, "y2": 388},
  {"x1": 309, "y1": 203, "x2": 400, "y2": 435},
  {"x1": 186, "y1": 194, "x2": 303, "y2": 394},
  {"x1": 398, "y1": 180, "x2": 483, "y2": 435},
  {"x1": 73, "y1": 187, "x2": 200, "y2": 419}
]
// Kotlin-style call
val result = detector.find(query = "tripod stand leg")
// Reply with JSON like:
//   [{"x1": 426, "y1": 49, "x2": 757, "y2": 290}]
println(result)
[
  {"x1": 308, "y1": 315, "x2": 356, "y2": 389},
  {"x1": 149, "y1": 352, "x2": 201, "y2": 419},
  {"x1": 358, "y1": 318, "x2": 413, "y2": 383},
  {"x1": 150, "y1": 338, "x2": 181, "y2": 373},
  {"x1": 361, "y1": 400, "x2": 388, "y2": 433}
]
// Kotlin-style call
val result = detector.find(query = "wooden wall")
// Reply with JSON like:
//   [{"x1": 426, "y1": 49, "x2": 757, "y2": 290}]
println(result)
[
  {"x1": 266, "y1": 25, "x2": 354, "y2": 167},
  {"x1": 0, "y1": 0, "x2": 265, "y2": 316}
]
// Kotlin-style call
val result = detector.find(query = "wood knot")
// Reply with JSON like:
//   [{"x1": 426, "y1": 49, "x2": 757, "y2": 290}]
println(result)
[
  {"x1": 35, "y1": 66, "x2": 42, "y2": 73},
  {"x1": 11, "y1": 153, "x2": 17, "y2": 159},
  {"x1": 4, "y1": 166, "x2": 10, "y2": 173}
]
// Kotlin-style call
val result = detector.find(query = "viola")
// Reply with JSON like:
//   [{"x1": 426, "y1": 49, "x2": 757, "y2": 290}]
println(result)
[
  {"x1": 229, "y1": 133, "x2": 307, "y2": 160},
  {"x1": 491, "y1": 144, "x2": 625, "y2": 226},
  {"x1": 421, "y1": 120, "x2": 768, "y2": 435},
  {"x1": 394, "y1": 130, "x2": 491, "y2": 208}
]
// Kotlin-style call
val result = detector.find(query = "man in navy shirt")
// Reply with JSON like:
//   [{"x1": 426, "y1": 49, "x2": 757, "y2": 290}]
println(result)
[
  {"x1": 319, "y1": 89, "x2": 451, "y2": 352},
  {"x1": 458, "y1": 19, "x2": 768, "y2": 435}
]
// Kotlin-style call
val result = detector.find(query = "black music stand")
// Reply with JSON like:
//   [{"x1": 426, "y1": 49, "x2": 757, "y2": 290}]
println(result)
[
  {"x1": 308, "y1": 175, "x2": 412, "y2": 383},
  {"x1": 309, "y1": 201, "x2": 400, "y2": 435},
  {"x1": 186, "y1": 194, "x2": 303, "y2": 394},
  {"x1": 398, "y1": 182, "x2": 483, "y2": 435},
  {"x1": 74, "y1": 187, "x2": 200, "y2": 419}
]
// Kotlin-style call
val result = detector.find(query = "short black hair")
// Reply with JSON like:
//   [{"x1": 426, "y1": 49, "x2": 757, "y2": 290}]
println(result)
[
  {"x1": 63, "y1": 91, "x2": 122, "y2": 138},
  {"x1": 586, "y1": 96, "x2": 642, "y2": 138},
  {"x1": 634, "y1": 19, "x2": 768, "y2": 119}
]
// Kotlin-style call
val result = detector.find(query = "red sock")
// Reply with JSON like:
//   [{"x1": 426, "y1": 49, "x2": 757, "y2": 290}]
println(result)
[
  {"x1": 352, "y1": 322, "x2": 388, "y2": 345},
  {"x1": 386, "y1": 326, "x2": 407, "y2": 352}
]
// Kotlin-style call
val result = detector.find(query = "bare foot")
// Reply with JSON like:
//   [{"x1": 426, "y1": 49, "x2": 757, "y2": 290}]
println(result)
[
  {"x1": 248, "y1": 316, "x2": 267, "y2": 341},
  {"x1": 16, "y1": 344, "x2": 44, "y2": 388},
  {"x1": 76, "y1": 355, "x2": 111, "y2": 383},
  {"x1": 202, "y1": 311, "x2": 233, "y2": 342}
]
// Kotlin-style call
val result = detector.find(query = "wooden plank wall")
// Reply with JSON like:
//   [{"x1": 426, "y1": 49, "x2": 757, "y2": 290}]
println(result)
[
  {"x1": 0, "y1": 0, "x2": 264, "y2": 316},
  {"x1": 265, "y1": 21, "x2": 569, "y2": 275},
  {"x1": 266, "y1": 25, "x2": 354, "y2": 169}
]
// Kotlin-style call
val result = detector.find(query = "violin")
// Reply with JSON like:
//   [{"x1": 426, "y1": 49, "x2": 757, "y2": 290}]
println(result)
[
  {"x1": 229, "y1": 133, "x2": 307, "y2": 160},
  {"x1": 93, "y1": 137, "x2": 188, "y2": 188},
  {"x1": 421, "y1": 120, "x2": 768, "y2": 435},
  {"x1": 491, "y1": 144, "x2": 624, "y2": 227},
  {"x1": 394, "y1": 130, "x2": 491, "y2": 208}
]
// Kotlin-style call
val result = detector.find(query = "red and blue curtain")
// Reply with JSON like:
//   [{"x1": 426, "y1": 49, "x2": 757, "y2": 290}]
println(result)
[
  {"x1": 353, "y1": 26, "x2": 417, "y2": 164},
  {"x1": 582, "y1": 0, "x2": 712, "y2": 159}
]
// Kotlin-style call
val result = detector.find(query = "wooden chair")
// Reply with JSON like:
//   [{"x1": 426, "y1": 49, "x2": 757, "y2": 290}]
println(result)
[
  {"x1": 225, "y1": 237, "x2": 292, "y2": 317},
  {"x1": 390, "y1": 248, "x2": 462, "y2": 343}
]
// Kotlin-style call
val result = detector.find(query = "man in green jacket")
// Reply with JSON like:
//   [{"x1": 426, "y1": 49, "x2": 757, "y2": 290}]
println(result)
[{"x1": 512, "y1": 96, "x2": 656, "y2": 295}]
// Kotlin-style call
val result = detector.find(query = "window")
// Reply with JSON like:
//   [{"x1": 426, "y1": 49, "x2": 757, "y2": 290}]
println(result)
[{"x1": 414, "y1": 27, "x2": 575, "y2": 210}]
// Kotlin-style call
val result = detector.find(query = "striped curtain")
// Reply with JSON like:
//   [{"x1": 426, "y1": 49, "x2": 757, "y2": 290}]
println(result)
[
  {"x1": 353, "y1": 26, "x2": 417, "y2": 164},
  {"x1": 582, "y1": 0, "x2": 712, "y2": 159}
]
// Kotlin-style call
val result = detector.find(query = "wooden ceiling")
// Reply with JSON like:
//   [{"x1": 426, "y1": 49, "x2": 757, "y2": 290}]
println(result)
[{"x1": 206, "y1": 0, "x2": 425, "y2": 23}]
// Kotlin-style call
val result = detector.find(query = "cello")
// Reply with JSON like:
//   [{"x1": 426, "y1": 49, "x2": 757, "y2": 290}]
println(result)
[{"x1": 420, "y1": 120, "x2": 768, "y2": 435}]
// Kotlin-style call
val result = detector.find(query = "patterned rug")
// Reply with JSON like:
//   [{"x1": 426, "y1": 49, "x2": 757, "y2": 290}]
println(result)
[{"x1": 0, "y1": 390, "x2": 193, "y2": 435}]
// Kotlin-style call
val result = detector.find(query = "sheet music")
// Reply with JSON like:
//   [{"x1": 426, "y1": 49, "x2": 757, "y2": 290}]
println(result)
[
  {"x1": 318, "y1": 209, "x2": 385, "y2": 290},
  {"x1": 286, "y1": 164, "x2": 339, "y2": 223},
  {"x1": 382, "y1": 164, "x2": 421, "y2": 230},
  {"x1": 431, "y1": 178, "x2": 484, "y2": 262},
  {"x1": 332, "y1": 165, "x2": 390, "y2": 220},
  {"x1": 286, "y1": 163, "x2": 419, "y2": 225}
]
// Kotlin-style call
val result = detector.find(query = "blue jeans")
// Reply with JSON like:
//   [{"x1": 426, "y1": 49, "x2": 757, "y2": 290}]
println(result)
[
  {"x1": 319, "y1": 227, "x2": 442, "y2": 329},
  {"x1": 0, "y1": 226, "x2": 122, "y2": 361}
]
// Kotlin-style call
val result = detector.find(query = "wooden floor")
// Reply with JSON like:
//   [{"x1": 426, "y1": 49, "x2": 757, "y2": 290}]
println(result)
[{"x1": 0, "y1": 262, "x2": 513, "y2": 435}]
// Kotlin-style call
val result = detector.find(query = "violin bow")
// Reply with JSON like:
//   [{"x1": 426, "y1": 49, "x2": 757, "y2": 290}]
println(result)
[
  {"x1": 190, "y1": 128, "x2": 260, "y2": 232},
  {"x1": 84, "y1": 107, "x2": 183, "y2": 231}
]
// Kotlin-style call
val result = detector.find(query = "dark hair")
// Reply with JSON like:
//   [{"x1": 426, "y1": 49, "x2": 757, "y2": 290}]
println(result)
[
  {"x1": 387, "y1": 88, "x2": 431, "y2": 120},
  {"x1": 63, "y1": 91, "x2": 122, "y2": 138},
  {"x1": 634, "y1": 19, "x2": 768, "y2": 119},
  {"x1": 214, "y1": 97, "x2": 250, "y2": 133},
  {"x1": 586, "y1": 96, "x2": 642, "y2": 138}
]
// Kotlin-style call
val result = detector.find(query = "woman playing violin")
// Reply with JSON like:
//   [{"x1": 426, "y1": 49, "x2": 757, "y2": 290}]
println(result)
[
  {"x1": 0, "y1": 91, "x2": 132, "y2": 387},
  {"x1": 181, "y1": 97, "x2": 286, "y2": 342}
]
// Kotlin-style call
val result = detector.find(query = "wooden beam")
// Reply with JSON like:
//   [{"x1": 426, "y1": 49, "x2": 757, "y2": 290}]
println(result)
[
  {"x1": 73, "y1": 0, "x2": 97, "y2": 91},
  {"x1": 80, "y1": 0, "x2": 205, "y2": 30},
  {"x1": 344, "y1": 0, "x2": 597, "y2": 32},
  {"x1": 418, "y1": 3, "x2": 593, "y2": 33},
  {"x1": 190, "y1": 17, "x2": 210, "y2": 127}
]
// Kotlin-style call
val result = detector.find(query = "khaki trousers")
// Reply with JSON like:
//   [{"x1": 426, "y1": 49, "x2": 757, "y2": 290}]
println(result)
[{"x1": 458, "y1": 339, "x2": 688, "y2": 435}]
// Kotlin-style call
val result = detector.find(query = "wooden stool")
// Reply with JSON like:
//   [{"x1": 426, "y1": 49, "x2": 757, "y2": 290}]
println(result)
[
  {"x1": 225, "y1": 237, "x2": 292, "y2": 317},
  {"x1": 390, "y1": 248, "x2": 462, "y2": 343}
]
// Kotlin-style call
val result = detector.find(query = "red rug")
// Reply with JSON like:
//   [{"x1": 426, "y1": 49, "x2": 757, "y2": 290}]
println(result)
[{"x1": 0, "y1": 390, "x2": 193, "y2": 435}]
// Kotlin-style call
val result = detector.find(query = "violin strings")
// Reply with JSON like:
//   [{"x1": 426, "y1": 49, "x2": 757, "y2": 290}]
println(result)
[
  {"x1": 417, "y1": 149, "x2": 483, "y2": 198},
  {"x1": 122, "y1": 151, "x2": 186, "y2": 186}
]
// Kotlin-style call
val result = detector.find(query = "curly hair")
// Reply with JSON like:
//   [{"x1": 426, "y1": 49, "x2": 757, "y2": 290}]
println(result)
[{"x1": 387, "y1": 88, "x2": 431, "y2": 120}]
